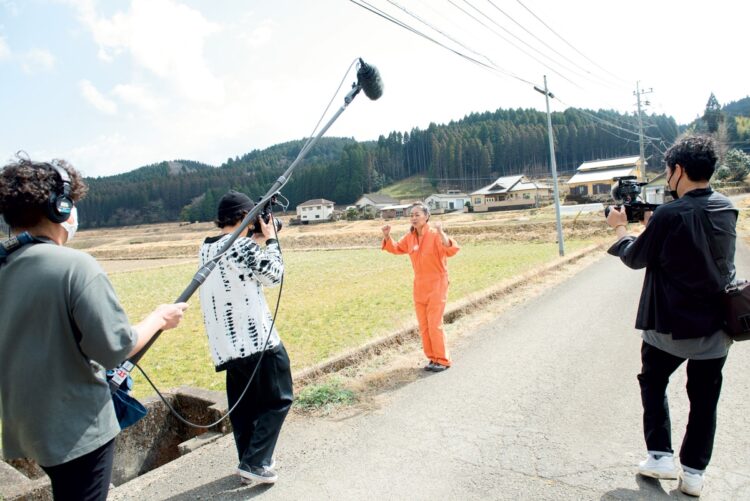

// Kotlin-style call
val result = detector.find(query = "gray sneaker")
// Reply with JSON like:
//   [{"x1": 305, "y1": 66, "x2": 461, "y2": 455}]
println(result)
[{"x1": 238, "y1": 463, "x2": 278, "y2": 484}]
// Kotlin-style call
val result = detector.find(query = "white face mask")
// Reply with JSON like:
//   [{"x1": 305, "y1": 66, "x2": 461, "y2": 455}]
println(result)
[{"x1": 61, "y1": 206, "x2": 78, "y2": 243}]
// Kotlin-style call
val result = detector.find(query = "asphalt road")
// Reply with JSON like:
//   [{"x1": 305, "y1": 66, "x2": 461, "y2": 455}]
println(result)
[{"x1": 111, "y1": 245, "x2": 750, "y2": 501}]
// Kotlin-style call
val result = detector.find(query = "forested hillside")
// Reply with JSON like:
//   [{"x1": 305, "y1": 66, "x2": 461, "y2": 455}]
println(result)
[{"x1": 78, "y1": 98, "x2": 749, "y2": 229}]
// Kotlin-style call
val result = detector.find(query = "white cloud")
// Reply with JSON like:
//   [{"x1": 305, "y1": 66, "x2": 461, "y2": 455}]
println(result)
[
  {"x1": 0, "y1": 0, "x2": 19, "y2": 16},
  {"x1": 112, "y1": 83, "x2": 162, "y2": 112},
  {"x1": 240, "y1": 19, "x2": 275, "y2": 49},
  {"x1": 68, "y1": 0, "x2": 225, "y2": 103},
  {"x1": 79, "y1": 79, "x2": 117, "y2": 114},
  {"x1": 0, "y1": 36, "x2": 10, "y2": 60},
  {"x1": 19, "y1": 48, "x2": 55, "y2": 73}
]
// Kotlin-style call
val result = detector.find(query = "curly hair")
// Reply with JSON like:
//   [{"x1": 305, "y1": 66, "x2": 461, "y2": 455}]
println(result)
[
  {"x1": 0, "y1": 158, "x2": 88, "y2": 228},
  {"x1": 664, "y1": 135, "x2": 718, "y2": 182}
]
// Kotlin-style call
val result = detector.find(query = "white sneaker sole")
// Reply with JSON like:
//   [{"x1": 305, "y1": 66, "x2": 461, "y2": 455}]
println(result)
[
  {"x1": 638, "y1": 467, "x2": 678, "y2": 480},
  {"x1": 679, "y1": 476, "x2": 703, "y2": 496},
  {"x1": 237, "y1": 468, "x2": 278, "y2": 485},
  {"x1": 239, "y1": 473, "x2": 277, "y2": 485}
]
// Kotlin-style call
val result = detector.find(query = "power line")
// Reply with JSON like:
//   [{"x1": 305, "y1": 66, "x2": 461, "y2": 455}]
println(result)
[
  {"x1": 349, "y1": 0, "x2": 535, "y2": 85},
  {"x1": 446, "y1": 0, "x2": 582, "y2": 89},
  {"x1": 514, "y1": 0, "x2": 628, "y2": 87},
  {"x1": 484, "y1": 0, "x2": 623, "y2": 89}
]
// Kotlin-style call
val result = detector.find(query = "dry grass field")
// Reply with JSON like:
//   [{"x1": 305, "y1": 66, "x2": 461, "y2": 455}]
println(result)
[{"x1": 70, "y1": 206, "x2": 613, "y2": 397}]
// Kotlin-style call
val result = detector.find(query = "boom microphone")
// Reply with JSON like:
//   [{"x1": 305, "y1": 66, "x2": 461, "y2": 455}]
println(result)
[{"x1": 357, "y1": 58, "x2": 384, "y2": 100}]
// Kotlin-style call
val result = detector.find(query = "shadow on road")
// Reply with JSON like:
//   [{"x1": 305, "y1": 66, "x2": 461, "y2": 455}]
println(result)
[
  {"x1": 601, "y1": 474, "x2": 685, "y2": 500},
  {"x1": 163, "y1": 475, "x2": 274, "y2": 500}
]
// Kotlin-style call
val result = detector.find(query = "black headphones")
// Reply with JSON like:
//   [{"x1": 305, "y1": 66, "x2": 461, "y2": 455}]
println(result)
[{"x1": 43, "y1": 162, "x2": 75, "y2": 223}]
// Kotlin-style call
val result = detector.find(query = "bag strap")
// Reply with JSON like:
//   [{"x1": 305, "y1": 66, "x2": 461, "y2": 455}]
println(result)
[
  {"x1": 0, "y1": 231, "x2": 45, "y2": 266},
  {"x1": 684, "y1": 195, "x2": 730, "y2": 276}
]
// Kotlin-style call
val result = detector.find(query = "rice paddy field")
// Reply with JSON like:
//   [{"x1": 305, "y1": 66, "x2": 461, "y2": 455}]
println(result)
[{"x1": 87, "y1": 207, "x2": 610, "y2": 397}]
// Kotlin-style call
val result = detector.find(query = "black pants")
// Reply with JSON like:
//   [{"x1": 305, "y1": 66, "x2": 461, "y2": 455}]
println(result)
[
  {"x1": 638, "y1": 341, "x2": 727, "y2": 471},
  {"x1": 41, "y1": 438, "x2": 115, "y2": 501},
  {"x1": 226, "y1": 343, "x2": 293, "y2": 468}
]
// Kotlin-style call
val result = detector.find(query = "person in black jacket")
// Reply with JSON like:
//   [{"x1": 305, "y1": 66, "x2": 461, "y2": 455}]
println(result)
[{"x1": 606, "y1": 135, "x2": 737, "y2": 497}]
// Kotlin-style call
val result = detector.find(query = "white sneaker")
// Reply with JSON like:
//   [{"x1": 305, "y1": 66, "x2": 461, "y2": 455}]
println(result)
[
  {"x1": 638, "y1": 454, "x2": 678, "y2": 479},
  {"x1": 679, "y1": 470, "x2": 704, "y2": 497}
]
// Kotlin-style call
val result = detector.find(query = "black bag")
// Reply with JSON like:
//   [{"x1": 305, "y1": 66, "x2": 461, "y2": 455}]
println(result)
[
  {"x1": 722, "y1": 280, "x2": 750, "y2": 341},
  {"x1": 691, "y1": 202, "x2": 750, "y2": 341}
]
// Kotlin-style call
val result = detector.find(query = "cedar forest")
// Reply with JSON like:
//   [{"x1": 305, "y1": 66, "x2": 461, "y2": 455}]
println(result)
[{"x1": 76, "y1": 95, "x2": 750, "y2": 228}]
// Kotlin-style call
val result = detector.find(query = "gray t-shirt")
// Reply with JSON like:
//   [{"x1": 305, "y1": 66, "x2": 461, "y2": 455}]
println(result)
[
  {"x1": 642, "y1": 329, "x2": 732, "y2": 360},
  {"x1": 0, "y1": 240, "x2": 136, "y2": 466}
]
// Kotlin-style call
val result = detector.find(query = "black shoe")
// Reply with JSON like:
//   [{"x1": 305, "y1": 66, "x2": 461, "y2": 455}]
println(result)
[
  {"x1": 429, "y1": 363, "x2": 450, "y2": 372},
  {"x1": 424, "y1": 361, "x2": 437, "y2": 371},
  {"x1": 237, "y1": 463, "x2": 278, "y2": 484}
]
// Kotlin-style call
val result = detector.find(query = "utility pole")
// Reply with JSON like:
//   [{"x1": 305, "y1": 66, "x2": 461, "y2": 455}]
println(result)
[
  {"x1": 634, "y1": 81, "x2": 652, "y2": 181},
  {"x1": 534, "y1": 75, "x2": 565, "y2": 257}
]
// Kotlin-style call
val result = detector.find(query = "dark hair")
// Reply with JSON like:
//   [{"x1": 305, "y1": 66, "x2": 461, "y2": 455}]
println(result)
[
  {"x1": 664, "y1": 135, "x2": 717, "y2": 182},
  {"x1": 215, "y1": 209, "x2": 248, "y2": 228},
  {"x1": 0, "y1": 158, "x2": 87, "y2": 228}
]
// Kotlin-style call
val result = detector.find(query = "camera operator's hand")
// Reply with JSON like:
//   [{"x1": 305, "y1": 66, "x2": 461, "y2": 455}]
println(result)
[
  {"x1": 381, "y1": 224, "x2": 391, "y2": 239},
  {"x1": 253, "y1": 215, "x2": 275, "y2": 245},
  {"x1": 606, "y1": 206, "x2": 627, "y2": 228}
]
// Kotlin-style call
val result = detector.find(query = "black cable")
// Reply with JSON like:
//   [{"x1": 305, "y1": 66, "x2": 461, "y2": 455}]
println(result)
[{"x1": 134, "y1": 212, "x2": 285, "y2": 429}]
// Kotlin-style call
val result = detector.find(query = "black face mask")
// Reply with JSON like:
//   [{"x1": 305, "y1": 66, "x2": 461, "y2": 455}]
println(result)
[{"x1": 667, "y1": 169, "x2": 682, "y2": 200}]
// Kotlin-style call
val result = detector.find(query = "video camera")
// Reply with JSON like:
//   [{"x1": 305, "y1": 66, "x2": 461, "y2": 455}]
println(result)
[
  {"x1": 604, "y1": 176, "x2": 660, "y2": 223},
  {"x1": 251, "y1": 193, "x2": 283, "y2": 234}
]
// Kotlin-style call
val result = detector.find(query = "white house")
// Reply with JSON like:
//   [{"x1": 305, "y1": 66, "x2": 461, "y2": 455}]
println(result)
[
  {"x1": 424, "y1": 191, "x2": 470, "y2": 213},
  {"x1": 296, "y1": 198, "x2": 335, "y2": 222},
  {"x1": 470, "y1": 175, "x2": 553, "y2": 212},
  {"x1": 567, "y1": 155, "x2": 644, "y2": 198}
]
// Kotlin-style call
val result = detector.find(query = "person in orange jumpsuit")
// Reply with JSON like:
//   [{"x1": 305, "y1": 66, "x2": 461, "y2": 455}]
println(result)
[{"x1": 382, "y1": 203, "x2": 460, "y2": 371}]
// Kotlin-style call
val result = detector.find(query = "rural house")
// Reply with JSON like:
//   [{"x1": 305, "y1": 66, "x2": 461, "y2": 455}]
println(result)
[
  {"x1": 379, "y1": 203, "x2": 413, "y2": 219},
  {"x1": 424, "y1": 191, "x2": 470, "y2": 213},
  {"x1": 469, "y1": 175, "x2": 552, "y2": 212},
  {"x1": 566, "y1": 155, "x2": 644, "y2": 199},
  {"x1": 296, "y1": 198, "x2": 335, "y2": 223}
]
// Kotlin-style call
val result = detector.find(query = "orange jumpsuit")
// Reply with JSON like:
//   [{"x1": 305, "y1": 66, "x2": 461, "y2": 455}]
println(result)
[{"x1": 382, "y1": 223, "x2": 460, "y2": 366}]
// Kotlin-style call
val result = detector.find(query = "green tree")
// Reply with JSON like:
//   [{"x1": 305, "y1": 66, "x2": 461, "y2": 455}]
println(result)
[
  {"x1": 703, "y1": 93, "x2": 724, "y2": 133},
  {"x1": 723, "y1": 149, "x2": 750, "y2": 182}
]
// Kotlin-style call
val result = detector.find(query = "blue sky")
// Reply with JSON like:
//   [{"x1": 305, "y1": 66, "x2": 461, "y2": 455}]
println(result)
[{"x1": 1, "y1": 0, "x2": 747, "y2": 177}]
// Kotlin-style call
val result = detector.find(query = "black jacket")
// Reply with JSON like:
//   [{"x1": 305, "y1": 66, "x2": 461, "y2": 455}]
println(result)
[{"x1": 608, "y1": 188, "x2": 737, "y2": 339}]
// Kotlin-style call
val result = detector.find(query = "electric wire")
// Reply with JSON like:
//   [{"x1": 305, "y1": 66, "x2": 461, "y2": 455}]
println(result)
[
  {"x1": 514, "y1": 0, "x2": 628, "y2": 86},
  {"x1": 484, "y1": 0, "x2": 622, "y2": 89},
  {"x1": 452, "y1": 0, "x2": 586, "y2": 89},
  {"x1": 349, "y1": 0, "x2": 535, "y2": 84}
]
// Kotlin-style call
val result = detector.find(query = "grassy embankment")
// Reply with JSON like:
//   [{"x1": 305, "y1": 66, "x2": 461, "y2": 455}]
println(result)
[{"x1": 112, "y1": 240, "x2": 595, "y2": 398}]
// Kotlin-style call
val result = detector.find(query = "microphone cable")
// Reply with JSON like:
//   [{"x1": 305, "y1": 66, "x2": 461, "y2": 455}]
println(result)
[
  {"x1": 134, "y1": 209, "x2": 285, "y2": 429},
  {"x1": 129, "y1": 57, "x2": 366, "y2": 429}
]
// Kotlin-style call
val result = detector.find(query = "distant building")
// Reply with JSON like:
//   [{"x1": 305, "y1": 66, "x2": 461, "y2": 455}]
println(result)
[
  {"x1": 567, "y1": 155, "x2": 644, "y2": 198},
  {"x1": 379, "y1": 203, "x2": 413, "y2": 219},
  {"x1": 643, "y1": 171, "x2": 667, "y2": 205},
  {"x1": 424, "y1": 191, "x2": 470, "y2": 213},
  {"x1": 470, "y1": 175, "x2": 553, "y2": 212},
  {"x1": 354, "y1": 193, "x2": 399, "y2": 211},
  {"x1": 296, "y1": 198, "x2": 335, "y2": 222}
]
